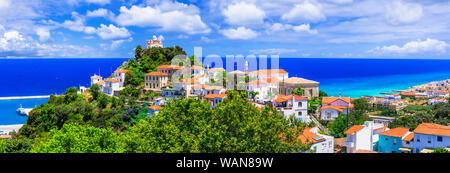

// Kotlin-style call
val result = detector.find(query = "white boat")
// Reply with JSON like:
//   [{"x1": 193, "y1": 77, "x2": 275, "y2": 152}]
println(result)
[{"x1": 16, "y1": 104, "x2": 33, "y2": 116}]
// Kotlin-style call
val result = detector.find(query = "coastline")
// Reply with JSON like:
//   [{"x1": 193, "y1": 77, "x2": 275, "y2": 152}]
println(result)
[
  {"x1": 0, "y1": 95, "x2": 50, "y2": 100},
  {"x1": 0, "y1": 124, "x2": 23, "y2": 134}
]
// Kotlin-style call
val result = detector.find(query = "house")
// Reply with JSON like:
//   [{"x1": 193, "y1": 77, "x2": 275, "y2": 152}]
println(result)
[
  {"x1": 157, "y1": 65, "x2": 183, "y2": 83},
  {"x1": 190, "y1": 85, "x2": 226, "y2": 97},
  {"x1": 113, "y1": 69, "x2": 130, "y2": 87},
  {"x1": 146, "y1": 35, "x2": 163, "y2": 48},
  {"x1": 428, "y1": 98, "x2": 448, "y2": 105},
  {"x1": 145, "y1": 72, "x2": 169, "y2": 91},
  {"x1": 399, "y1": 132, "x2": 414, "y2": 153},
  {"x1": 412, "y1": 123, "x2": 450, "y2": 153},
  {"x1": 298, "y1": 127, "x2": 334, "y2": 153},
  {"x1": 248, "y1": 69, "x2": 289, "y2": 81},
  {"x1": 204, "y1": 94, "x2": 227, "y2": 108},
  {"x1": 162, "y1": 88, "x2": 183, "y2": 98},
  {"x1": 377, "y1": 127, "x2": 410, "y2": 153},
  {"x1": 103, "y1": 78, "x2": 120, "y2": 96},
  {"x1": 278, "y1": 77, "x2": 319, "y2": 98},
  {"x1": 384, "y1": 94, "x2": 401, "y2": 101},
  {"x1": 245, "y1": 80, "x2": 270, "y2": 102},
  {"x1": 274, "y1": 94, "x2": 309, "y2": 122},
  {"x1": 148, "y1": 105, "x2": 162, "y2": 116},
  {"x1": 90, "y1": 74, "x2": 103, "y2": 86},
  {"x1": 320, "y1": 96, "x2": 353, "y2": 121},
  {"x1": 344, "y1": 121, "x2": 388, "y2": 153},
  {"x1": 368, "y1": 115, "x2": 396, "y2": 126},
  {"x1": 191, "y1": 65, "x2": 204, "y2": 76}
]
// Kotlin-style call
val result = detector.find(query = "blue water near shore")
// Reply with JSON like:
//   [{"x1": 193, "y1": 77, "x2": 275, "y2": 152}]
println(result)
[{"x1": 1, "y1": 58, "x2": 450, "y2": 125}]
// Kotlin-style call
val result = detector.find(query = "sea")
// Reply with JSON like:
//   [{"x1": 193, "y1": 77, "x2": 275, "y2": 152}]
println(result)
[{"x1": 1, "y1": 58, "x2": 450, "y2": 125}]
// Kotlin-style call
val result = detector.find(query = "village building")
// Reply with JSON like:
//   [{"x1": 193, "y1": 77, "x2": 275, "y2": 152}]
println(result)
[
  {"x1": 113, "y1": 69, "x2": 130, "y2": 87},
  {"x1": 245, "y1": 80, "x2": 270, "y2": 102},
  {"x1": 145, "y1": 72, "x2": 169, "y2": 91},
  {"x1": 298, "y1": 127, "x2": 334, "y2": 153},
  {"x1": 428, "y1": 98, "x2": 449, "y2": 105},
  {"x1": 274, "y1": 94, "x2": 309, "y2": 122},
  {"x1": 412, "y1": 123, "x2": 450, "y2": 153},
  {"x1": 148, "y1": 105, "x2": 162, "y2": 116},
  {"x1": 204, "y1": 94, "x2": 227, "y2": 108},
  {"x1": 377, "y1": 127, "x2": 411, "y2": 153},
  {"x1": 146, "y1": 35, "x2": 163, "y2": 48},
  {"x1": 320, "y1": 96, "x2": 353, "y2": 121},
  {"x1": 344, "y1": 121, "x2": 388, "y2": 153},
  {"x1": 278, "y1": 77, "x2": 319, "y2": 98},
  {"x1": 103, "y1": 78, "x2": 120, "y2": 96},
  {"x1": 248, "y1": 69, "x2": 289, "y2": 81},
  {"x1": 157, "y1": 65, "x2": 183, "y2": 83}
]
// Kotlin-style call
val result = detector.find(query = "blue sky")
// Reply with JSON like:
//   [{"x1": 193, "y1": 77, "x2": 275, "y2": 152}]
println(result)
[{"x1": 0, "y1": 0, "x2": 450, "y2": 59}]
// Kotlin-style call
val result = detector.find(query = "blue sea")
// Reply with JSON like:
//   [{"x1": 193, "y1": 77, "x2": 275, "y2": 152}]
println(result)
[{"x1": 1, "y1": 58, "x2": 450, "y2": 125}]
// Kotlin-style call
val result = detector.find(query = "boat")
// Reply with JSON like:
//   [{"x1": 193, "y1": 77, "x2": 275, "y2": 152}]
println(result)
[{"x1": 16, "y1": 104, "x2": 33, "y2": 116}]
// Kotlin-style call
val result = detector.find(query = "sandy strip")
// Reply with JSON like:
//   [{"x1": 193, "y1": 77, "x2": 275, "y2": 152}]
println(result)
[
  {"x1": 0, "y1": 124, "x2": 24, "y2": 134},
  {"x1": 0, "y1": 95, "x2": 50, "y2": 100}
]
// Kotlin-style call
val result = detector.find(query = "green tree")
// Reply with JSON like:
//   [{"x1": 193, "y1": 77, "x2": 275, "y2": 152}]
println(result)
[
  {"x1": 319, "y1": 90, "x2": 328, "y2": 97},
  {"x1": 135, "y1": 45, "x2": 143, "y2": 60},
  {"x1": 64, "y1": 87, "x2": 78, "y2": 104},
  {"x1": 89, "y1": 84, "x2": 100, "y2": 100},
  {"x1": 328, "y1": 114, "x2": 349, "y2": 138},
  {"x1": 97, "y1": 93, "x2": 109, "y2": 109},
  {"x1": 31, "y1": 123, "x2": 125, "y2": 153}
]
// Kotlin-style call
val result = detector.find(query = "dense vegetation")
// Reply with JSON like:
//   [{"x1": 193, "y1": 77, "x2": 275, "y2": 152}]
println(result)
[
  {"x1": 388, "y1": 102, "x2": 450, "y2": 129},
  {"x1": 328, "y1": 98, "x2": 373, "y2": 138},
  {"x1": 1, "y1": 90, "x2": 311, "y2": 153}
]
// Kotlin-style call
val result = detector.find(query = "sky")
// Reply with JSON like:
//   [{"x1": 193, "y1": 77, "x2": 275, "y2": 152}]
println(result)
[{"x1": 0, "y1": 0, "x2": 450, "y2": 59}]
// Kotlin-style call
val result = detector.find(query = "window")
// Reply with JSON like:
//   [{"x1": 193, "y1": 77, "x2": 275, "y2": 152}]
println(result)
[
  {"x1": 406, "y1": 141, "x2": 410, "y2": 145},
  {"x1": 298, "y1": 102, "x2": 302, "y2": 107},
  {"x1": 393, "y1": 139, "x2": 397, "y2": 145},
  {"x1": 428, "y1": 136, "x2": 431, "y2": 144},
  {"x1": 437, "y1": 136, "x2": 443, "y2": 142},
  {"x1": 385, "y1": 138, "x2": 388, "y2": 141},
  {"x1": 416, "y1": 137, "x2": 420, "y2": 142}
]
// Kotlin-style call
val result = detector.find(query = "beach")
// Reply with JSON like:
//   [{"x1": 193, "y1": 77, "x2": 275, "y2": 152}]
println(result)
[{"x1": 0, "y1": 124, "x2": 23, "y2": 135}]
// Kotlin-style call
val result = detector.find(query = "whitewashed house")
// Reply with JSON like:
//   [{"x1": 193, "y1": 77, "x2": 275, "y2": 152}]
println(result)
[
  {"x1": 344, "y1": 121, "x2": 388, "y2": 153},
  {"x1": 274, "y1": 94, "x2": 309, "y2": 122},
  {"x1": 113, "y1": 69, "x2": 130, "y2": 87},
  {"x1": 245, "y1": 80, "x2": 270, "y2": 102},
  {"x1": 298, "y1": 127, "x2": 334, "y2": 153},
  {"x1": 411, "y1": 123, "x2": 450, "y2": 153},
  {"x1": 320, "y1": 97, "x2": 353, "y2": 121},
  {"x1": 103, "y1": 78, "x2": 120, "y2": 96}
]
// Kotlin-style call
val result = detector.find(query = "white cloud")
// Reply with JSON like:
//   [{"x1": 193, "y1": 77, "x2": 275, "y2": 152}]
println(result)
[
  {"x1": 267, "y1": 23, "x2": 318, "y2": 34},
  {"x1": 0, "y1": 29, "x2": 99, "y2": 58},
  {"x1": 281, "y1": 1, "x2": 326, "y2": 23},
  {"x1": 86, "y1": 8, "x2": 115, "y2": 20},
  {"x1": 96, "y1": 24, "x2": 131, "y2": 40},
  {"x1": 115, "y1": 4, "x2": 211, "y2": 34},
  {"x1": 368, "y1": 38, "x2": 448, "y2": 55},
  {"x1": 61, "y1": 12, "x2": 97, "y2": 34},
  {"x1": 386, "y1": 0, "x2": 423, "y2": 25},
  {"x1": 250, "y1": 48, "x2": 298, "y2": 55},
  {"x1": 85, "y1": 0, "x2": 110, "y2": 5},
  {"x1": 201, "y1": 36, "x2": 213, "y2": 43},
  {"x1": 222, "y1": 2, "x2": 265, "y2": 25},
  {"x1": 326, "y1": 0, "x2": 353, "y2": 4},
  {"x1": 36, "y1": 28, "x2": 51, "y2": 42},
  {"x1": 220, "y1": 27, "x2": 258, "y2": 40}
]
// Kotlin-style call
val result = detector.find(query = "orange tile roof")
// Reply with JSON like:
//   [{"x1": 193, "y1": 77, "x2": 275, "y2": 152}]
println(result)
[
  {"x1": 208, "y1": 68, "x2": 225, "y2": 71},
  {"x1": 149, "y1": 105, "x2": 162, "y2": 110},
  {"x1": 281, "y1": 77, "x2": 319, "y2": 84},
  {"x1": 298, "y1": 127, "x2": 326, "y2": 144},
  {"x1": 344, "y1": 125, "x2": 365, "y2": 134},
  {"x1": 204, "y1": 94, "x2": 227, "y2": 99},
  {"x1": 115, "y1": 69, "x2": 130, "y2": 73},
  {"x1": 145, "y1": 71, "x2": 168, "y2": 76},
  {"x1": 191, "y1": 65, "x2": 204, "y2": 70},
  {"x1": 245, "y1": 80, "x2": 267, "y2": 86},
  {"x1": 322, "y1": 97, "x2": 352, "y2": 104},
  {"x1": 378, "y1": 127, "x2": 410, "y2": 138},
  {"x1": 90, "y1": 75, "x2": 102, "y2": 79},
  {"x1": 96, "y1": 80, "x2": 105, "y2": 85},
  {"x1": 321, "y1": 106, "x2": 345, "y2": 112},
  {"x1": 104, "y1": 78, "x2": 119, "y2": 82},
  {"x1": 355, "y1": 149, "x2": 379, "y2": 153},
  {"x1": 276, "y1": 94, "x2": 307, "y2": 103},
  {"x1": 402, "y1": 132, "x2": 414, "y2": 141},
  {"x1": 249, "y1": 69, "x2": 288, "y2": 75},
  {"x1": 400, "y1": 92, "x2": 417, "y2": 96},
  {"x1": 0, "y1": 135, "x2": 12, "y2": 139},
  {"x1": 176, "y1": 78, "x2": 199, "y2": 84},
  {"x1": 373, "y1": 126, "x2": 387, "y2": 131},
  {"x1": 414, "y1": 123, "x2": 450, "y2": 136},
  {"x1": 157, "y1": 65, "x2": 184, "y2": 70},
  {"x1": 264, "y1": 77, "x2": 280, "y2": 84}
]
